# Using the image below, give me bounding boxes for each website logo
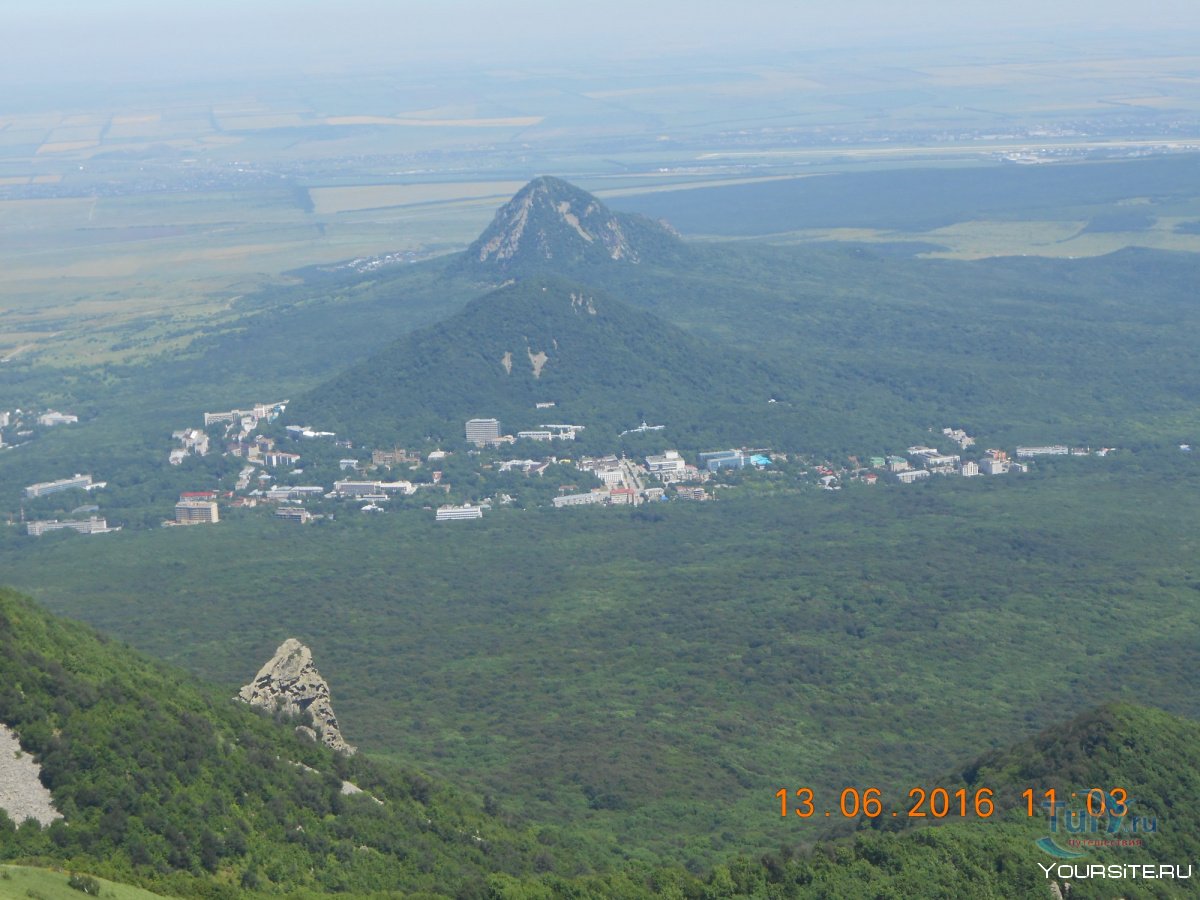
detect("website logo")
[1035,793,1156,858]
[1036,796,1156,859]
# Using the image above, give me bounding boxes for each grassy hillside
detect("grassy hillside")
[0,865,177,899]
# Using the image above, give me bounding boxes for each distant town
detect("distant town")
[6,397,1126,538]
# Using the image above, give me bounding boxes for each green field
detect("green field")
[0,865,175,899]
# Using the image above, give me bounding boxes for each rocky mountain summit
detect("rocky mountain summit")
[462,176,680,276]
[237,638,356,755]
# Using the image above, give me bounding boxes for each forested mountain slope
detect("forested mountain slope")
[0,587,567,898]
[285,276,785,448]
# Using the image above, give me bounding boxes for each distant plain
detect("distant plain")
[4,43,1200,364]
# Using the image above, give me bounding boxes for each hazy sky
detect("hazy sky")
[5,0,1200,85]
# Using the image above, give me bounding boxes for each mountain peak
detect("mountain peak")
[463,176,679,275]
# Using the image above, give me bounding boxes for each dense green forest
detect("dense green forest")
[3,588,1199,898]
[4,453,1197,867]
[284,276,785,449]
[285,239,1200,456]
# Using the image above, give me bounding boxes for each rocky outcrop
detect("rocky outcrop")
[0,723,62,826]
[461,176,680,276]
[237,639,356,755]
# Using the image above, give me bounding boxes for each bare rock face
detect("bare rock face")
[237,638,356,755]
[462,176,680,276]
[0,722,62,826]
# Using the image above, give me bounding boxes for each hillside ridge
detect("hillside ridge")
[284,275,784,447]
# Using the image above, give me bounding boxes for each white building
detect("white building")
[378,481,416,495]
[264,451,301,467]
[171,428,209,461]
[540,424,584,439]
[264,486,324,501]
[465,418,501,445]
[1016,446,1068,457]
[921,453,960,468]
[174,501,219,525]
[204,401,286,427]
[943,428,975,449]
[27,517,114,536]
[275,507,314,523]
[553,491,607,508]
[24,474,94,498]
[333,480,383,497]
[436,504,484,521]
[645,450,688,482]
[594,467,625,487]
[38,411,78,426]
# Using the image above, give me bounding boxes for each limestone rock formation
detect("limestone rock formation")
[237,638,356,755]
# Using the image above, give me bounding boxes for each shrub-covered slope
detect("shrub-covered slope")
[0,587,565,898]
